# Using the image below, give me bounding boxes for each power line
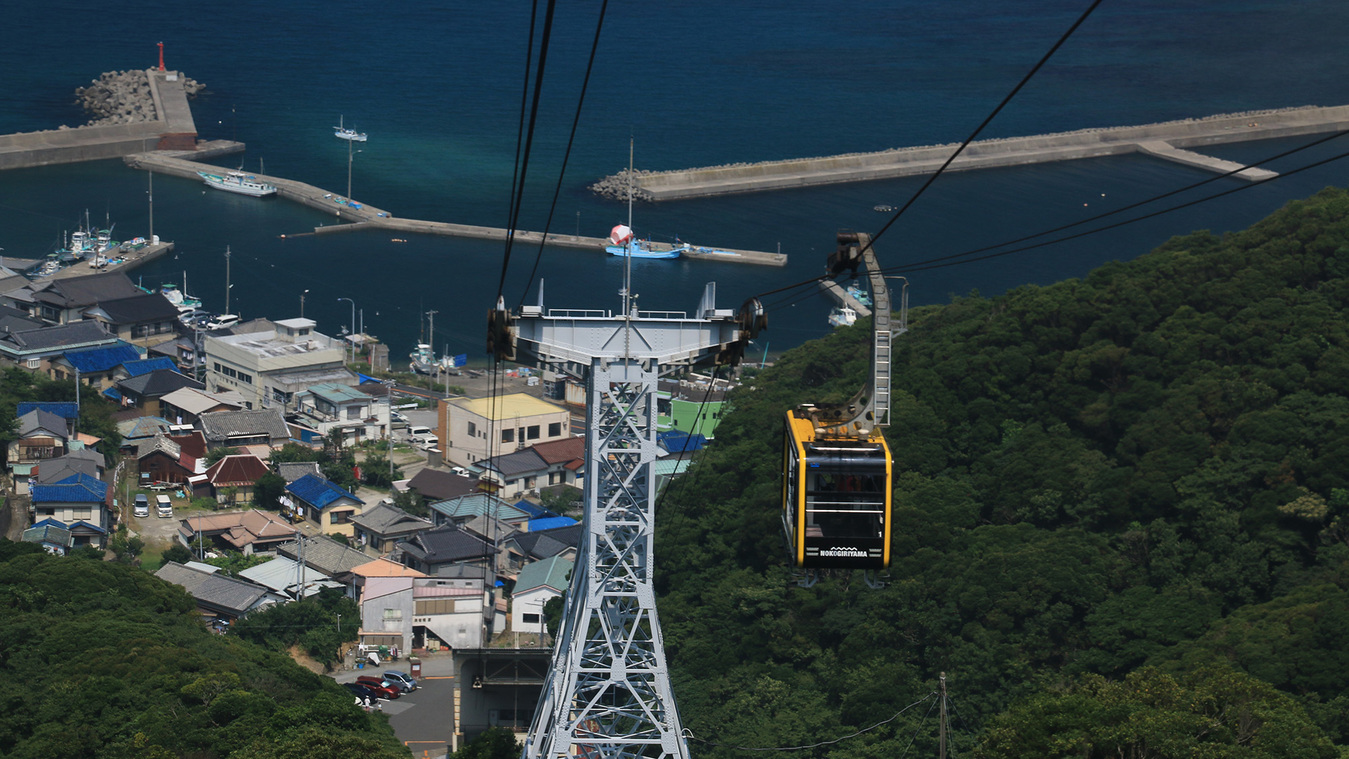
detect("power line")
[888,144,1349,276]
[683,690,936,752]
[863,0,1105,257]
[890,127,1349,273]
[515,0,612,309]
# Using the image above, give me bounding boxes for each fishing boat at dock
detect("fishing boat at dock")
[410,343,440,375]
[604,139,686,260]
[605,226,687,260]
[198,170,278,197]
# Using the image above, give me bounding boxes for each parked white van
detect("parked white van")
[156,495,174,518]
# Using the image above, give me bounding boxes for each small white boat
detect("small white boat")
[198,170,277,197]
[845,282,872,308]
[334,116,367,142]
[410,343,438,374]
[828,306,858,328]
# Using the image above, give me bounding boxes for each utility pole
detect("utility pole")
[224,246,232,315]
[939,672,948,759]
[503,281,743,759]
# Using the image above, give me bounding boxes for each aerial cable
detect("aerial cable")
[683,690,936,752]
[894,694,944,759]
[887,126,1349,272]
[746,126,1349,325]
[886,144,1349,276]
[735,0,1105,307]
[515,0,613,309]
[862,0,1105,258]
[496,0,560,300]
[498,0,540,300]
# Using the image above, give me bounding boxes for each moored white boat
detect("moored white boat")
[828,306,858,328]
[334,115,367,142]
[198,170,278,197]
[410,343,438,374]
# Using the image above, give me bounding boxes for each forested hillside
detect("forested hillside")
[0,541,408,758]
[657,187,1349,757]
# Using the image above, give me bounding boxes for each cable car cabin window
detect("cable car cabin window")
[805,469,885,539]
[783,411,893,570]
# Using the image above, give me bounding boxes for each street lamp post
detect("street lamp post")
[347,143,362,200]
[338,297,355,363]
[300,289,309,318]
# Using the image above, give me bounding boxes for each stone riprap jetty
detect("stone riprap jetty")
[75,69,204,126]
[0,69,219,170]
[123,151,787,267]
[593,105,1349,201]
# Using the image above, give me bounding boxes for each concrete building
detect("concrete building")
[437,393,570,467]
[203,318,353,411]
[294,381,389,446]
[510,555,572,636]
[358,572,490,653]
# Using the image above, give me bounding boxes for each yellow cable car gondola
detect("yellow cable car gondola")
[780,232,907,583]
[783,411,892,569]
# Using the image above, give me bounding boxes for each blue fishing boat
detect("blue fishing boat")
[604,139,685,260]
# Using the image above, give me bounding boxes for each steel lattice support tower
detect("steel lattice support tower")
[506,283,741,759]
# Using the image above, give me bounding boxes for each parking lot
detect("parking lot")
[333,656,458,756]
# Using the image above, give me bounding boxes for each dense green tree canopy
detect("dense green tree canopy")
[654,187,1349,756]
[0,543,404,758]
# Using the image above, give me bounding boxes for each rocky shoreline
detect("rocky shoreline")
[73,70,204,127]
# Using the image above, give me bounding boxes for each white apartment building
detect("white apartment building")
[203,318,354,411]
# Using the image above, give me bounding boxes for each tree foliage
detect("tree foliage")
[0,543,403,757]
[230,587,359,668]
[653,187,1349,756]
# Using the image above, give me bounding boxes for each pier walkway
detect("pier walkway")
[817,280,871,318]
[621,105,1349,200]
[124,151,787,267]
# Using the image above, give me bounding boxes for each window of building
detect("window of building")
[72,507,93,520]
[331,510,352,524]
[527,425,540,440]
[502,428,514,443]
[548,422,561,437]
[468,421,477,437]
[523,613,541,624]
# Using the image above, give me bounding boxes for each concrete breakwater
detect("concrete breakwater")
[594,105,1349,201]
[75,69,204,127]
[124,151,787,267]
[0,69,202,171]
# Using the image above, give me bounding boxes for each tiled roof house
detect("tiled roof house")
[284,473,363,537]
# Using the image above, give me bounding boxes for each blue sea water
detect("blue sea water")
[1,1,1348,363]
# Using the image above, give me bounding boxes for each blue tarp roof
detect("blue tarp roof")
[30,473,108,504]
[286,473,359,509]
[64,344,142,373]
[658,430,707,453]
[513,500,556,520]
[121,357,178,377]
[528,516,577,532]
[16,402,79,420]
[102,387,122,401]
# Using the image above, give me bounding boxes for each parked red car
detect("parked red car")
[355,676,401,699]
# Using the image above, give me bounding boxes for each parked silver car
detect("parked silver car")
[383,670,416,692]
